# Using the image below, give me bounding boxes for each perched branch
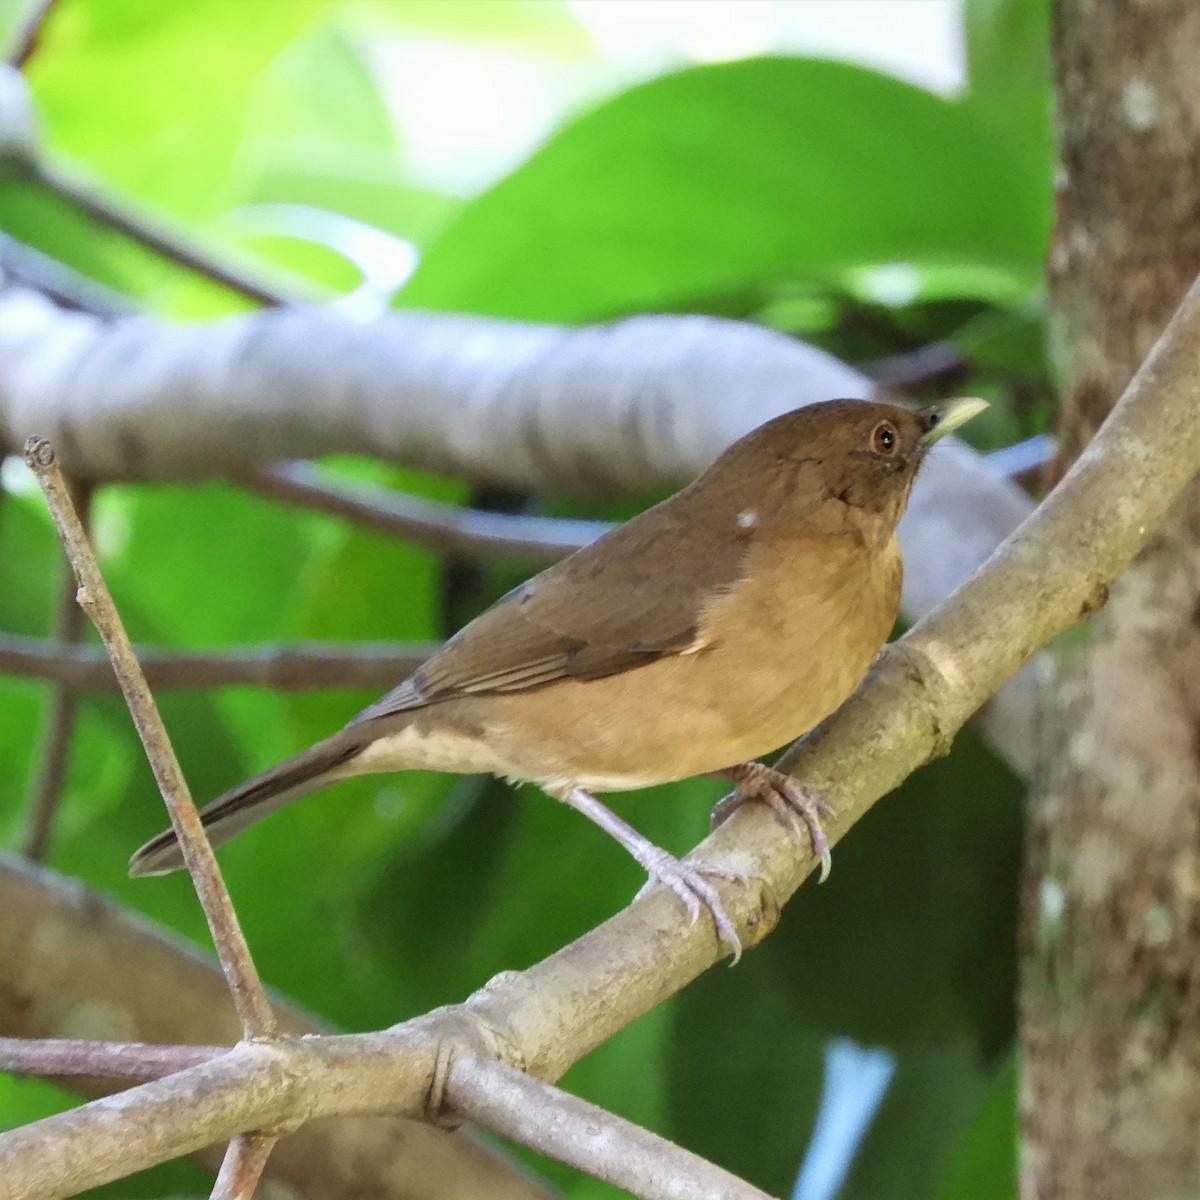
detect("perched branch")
[4,265,1199,1200]
[445,1055,775,1200]
[0,631,437,691]
[25,438,274,1040]
[20,482,91,860]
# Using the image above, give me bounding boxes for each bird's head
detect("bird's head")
[702,396,987,535]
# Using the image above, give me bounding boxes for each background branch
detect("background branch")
[0,632,437,691]
[20,482,91,860]
[32,159,309,310]
[249,460,609,566]
[0,1037,221,1080]
[4,0,58,69]
[0,281,1038,769]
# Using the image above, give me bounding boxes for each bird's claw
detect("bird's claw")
[633,849,747,964]
[710,765,835,882]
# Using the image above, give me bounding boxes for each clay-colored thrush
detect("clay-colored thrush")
[131,397,985,953]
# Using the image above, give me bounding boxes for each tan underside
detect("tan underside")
[352,529,902,793]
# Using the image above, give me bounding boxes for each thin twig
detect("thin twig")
[5,0,59,68]
[867,341,966,390]
[0,232,135,317]
[0,1036,222,1080]
[248,461,609,565]
[33,159,305,309]
[20,482,92,860]
[211,1133,277,1200]
[250,443,1036,571]
[23,437,276,1039]
[0,631,437,691]
[445,1056,776,1200]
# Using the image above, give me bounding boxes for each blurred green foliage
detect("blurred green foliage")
[0,0,1051,1196]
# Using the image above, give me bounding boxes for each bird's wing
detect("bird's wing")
[347,492,751,724]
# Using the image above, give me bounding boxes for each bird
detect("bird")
[130,395,985,957]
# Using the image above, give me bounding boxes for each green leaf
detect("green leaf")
[401,56,1049,322]
[28,0,324,220]
[934,1056,1018,1200]
[229,23,461,255]
[352,0,591,54]
[963,0,1053,188]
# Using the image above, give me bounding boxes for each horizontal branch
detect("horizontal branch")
[0,1036,221,1080]
[248,460,609,566]
[0,632,436,691]
[0,287,873,492]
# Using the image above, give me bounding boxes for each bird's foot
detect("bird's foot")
[632,850,748,963]
[550,785,746,961]
[709,763,835,882]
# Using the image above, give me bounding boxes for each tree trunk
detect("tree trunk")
[1021,2,1200,1197]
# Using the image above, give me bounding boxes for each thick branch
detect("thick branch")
[0,288,869,491]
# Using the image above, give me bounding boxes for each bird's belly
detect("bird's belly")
[477,563,896,791]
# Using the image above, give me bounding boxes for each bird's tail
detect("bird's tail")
[128,730,365,877]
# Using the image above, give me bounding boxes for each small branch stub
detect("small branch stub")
[24,433,54,471]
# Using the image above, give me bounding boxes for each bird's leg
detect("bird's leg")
[707,763,835,882]
[549,785,746,961]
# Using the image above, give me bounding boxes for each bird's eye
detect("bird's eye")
[871,421,898,456]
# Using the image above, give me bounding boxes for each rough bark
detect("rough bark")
[1021,3,1200,1196]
